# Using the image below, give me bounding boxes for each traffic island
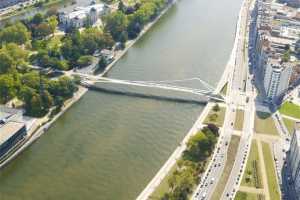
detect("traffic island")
[204,104,226,127]
[261,141,280,200]
[234,109,245,131]
[234,191,265,200]
[220,83,228,96]
[241,139,262,188]
[254,112,278,136]
[210,135,241,200]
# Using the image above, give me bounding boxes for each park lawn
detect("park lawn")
[234,191,264,200]
[254,112,278,136]
[204,106,226,127]
[282,117,297,134]
[211,135,241,200]
[262,142,280,200]
[234,109,244,131]
[241,140,262,188]
[279,102,300,119]
[149,164,178,199]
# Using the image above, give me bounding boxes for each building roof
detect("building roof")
[0,121,25,146]
[66,3,105,20]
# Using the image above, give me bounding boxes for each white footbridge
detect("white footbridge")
[74,73,225,102]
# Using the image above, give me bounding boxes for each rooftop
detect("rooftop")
[0,121,25,146]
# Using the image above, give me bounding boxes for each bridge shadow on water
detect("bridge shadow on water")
[87,85,208,105]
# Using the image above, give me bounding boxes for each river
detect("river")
[0,0,242,199]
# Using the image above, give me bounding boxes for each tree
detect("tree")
[31,13,44,25]
[282,50,291,62]
[21,71,41,90]
[127,18,142,39]
[118,1,126,12]
[212,103,220,112]
[81,28,100,54]
[47,16,58,34]
[1,43,29,65]
[186,131,210,160]
[33,22,53,38]
[61,36,81,64]
[77,55,93,68]
[206,123,219,136]
[104,11,128,42]
[0,74,17,103]
[0,52,14,74]
[98,57,107,69]
[0,22,31,45]
[19,85,53,117]
[48,76,77,99]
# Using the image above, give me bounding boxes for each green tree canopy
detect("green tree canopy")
[0,52,14,74]
[0,22,31,45]
[104,11,128,42]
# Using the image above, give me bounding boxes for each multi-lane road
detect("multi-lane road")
[192,0,257,199]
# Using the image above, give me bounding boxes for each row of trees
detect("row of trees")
[105,0,167,42]
[161,124,219,200]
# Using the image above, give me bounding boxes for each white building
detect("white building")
[59,3,109,29]
[288,122,300,199]
[263,58,292,102]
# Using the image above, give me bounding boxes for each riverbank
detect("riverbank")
[136,0,246,197]
[0,0,176,169]
[100,0,177,76]
[0,86,87,169]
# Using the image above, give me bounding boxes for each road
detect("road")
[192,0,257,199]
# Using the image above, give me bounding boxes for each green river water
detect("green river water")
[0,0,242,199]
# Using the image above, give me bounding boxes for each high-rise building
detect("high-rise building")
[263,58,292,102]
[288,122,300,198]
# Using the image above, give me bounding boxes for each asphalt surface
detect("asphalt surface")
[192,0,257,199]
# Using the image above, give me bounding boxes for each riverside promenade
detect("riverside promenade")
[136,0,246,198]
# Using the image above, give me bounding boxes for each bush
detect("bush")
[77,55,94,68]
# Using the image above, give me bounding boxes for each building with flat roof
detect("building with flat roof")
[252,0,300,104]
[0,107,27,159]
[263,58,292,102]
[58,3,109,29]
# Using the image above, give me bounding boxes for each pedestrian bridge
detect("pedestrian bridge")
[75,73,225,102]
